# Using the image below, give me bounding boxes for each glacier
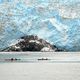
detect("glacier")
[0,0,80,51]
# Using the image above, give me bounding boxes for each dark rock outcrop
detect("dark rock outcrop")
[2,35,64,52]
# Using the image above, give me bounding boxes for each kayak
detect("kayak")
[38,58,50,60]
[5,58,21,61]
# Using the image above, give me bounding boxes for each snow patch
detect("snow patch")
[41,47,54,52]
[29,40,40,44]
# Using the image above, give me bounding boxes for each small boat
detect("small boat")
[5,58,21,61]
[38,58,50,60]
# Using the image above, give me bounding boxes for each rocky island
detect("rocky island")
[2,35,64,52]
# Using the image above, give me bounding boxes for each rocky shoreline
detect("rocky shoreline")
[2,35,65,52]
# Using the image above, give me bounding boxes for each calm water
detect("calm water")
[0,63,80,80]
[0,52,80,80]
[0,52,80,63]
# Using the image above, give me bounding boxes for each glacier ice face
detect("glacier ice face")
[0,0,80,51]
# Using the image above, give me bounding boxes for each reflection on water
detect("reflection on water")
[0,52,80,63]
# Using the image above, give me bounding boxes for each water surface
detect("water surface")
[0,52,80,63]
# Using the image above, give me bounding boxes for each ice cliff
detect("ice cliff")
[0,0,80,51]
